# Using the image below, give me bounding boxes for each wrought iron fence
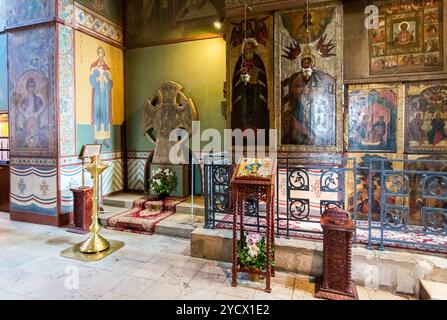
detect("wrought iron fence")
[203,153,447,253]
[363,158,447,253]
[203,153,358,241]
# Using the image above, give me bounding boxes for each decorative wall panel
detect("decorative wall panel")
[58,24,76,156]
[74,4,123,45]
[10,166,57,215]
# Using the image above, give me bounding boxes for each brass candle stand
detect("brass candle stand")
[61,155,124,262]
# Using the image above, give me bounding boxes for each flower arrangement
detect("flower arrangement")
[237,233,274,278]
[149,168,177,200]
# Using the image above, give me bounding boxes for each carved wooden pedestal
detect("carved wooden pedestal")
[315,207,358,300]
[231,176,275,293]
[67,187,93,235]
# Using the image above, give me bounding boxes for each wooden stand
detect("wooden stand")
[67,187,93,235]
[231,174,275,293]
[315,207,358,300]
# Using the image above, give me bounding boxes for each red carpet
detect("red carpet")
[106,197,186,235]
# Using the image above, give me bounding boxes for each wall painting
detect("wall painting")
[125,0,225,47]
[76,0,123,25]
[8,26,56,157]
[75,31,124,152]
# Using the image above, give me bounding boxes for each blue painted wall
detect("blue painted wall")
[6,0,54,27]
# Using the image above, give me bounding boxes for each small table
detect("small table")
[230,174,275,293]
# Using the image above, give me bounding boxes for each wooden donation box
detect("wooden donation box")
[231,158,275,293]
[68,186,93,234]
[315,206,358,300]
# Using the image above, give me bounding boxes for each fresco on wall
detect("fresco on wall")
[347,84,399,152]
[0,34,7,112]
[9,26,56,157]
[369,0,443,75]
[76,0,123,25]
[75,31,124,152]
[276,2,342,152]
[6,0,54,26]
[228,15,272,145]
[126,0,225,46]
[405,81,447,154]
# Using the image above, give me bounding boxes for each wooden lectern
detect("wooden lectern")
[67,186,93,234]
[231,158,276,293]
[315,206,358,300]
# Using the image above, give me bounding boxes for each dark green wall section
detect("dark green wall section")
[76,124,123,154]
[126,37,227,151]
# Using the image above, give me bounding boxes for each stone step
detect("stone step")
[419,280,447,300]
[155,213,205,239]
[175,200,205,216]
[102,192,144,208]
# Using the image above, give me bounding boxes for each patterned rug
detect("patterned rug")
[106,197,186,235]
[215,213,447,254]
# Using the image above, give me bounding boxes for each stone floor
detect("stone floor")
[0,213,415,300]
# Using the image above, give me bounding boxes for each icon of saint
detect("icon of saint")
[393,22,414,45]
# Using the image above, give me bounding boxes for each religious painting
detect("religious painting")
[125,0,225,47]
[275,2,343,153]
[6,0,54,27]
[369,0,443,75]
[8,26,56,157]
[75,31,124,152]
[405,81,447,153]
[76,0,123,25]
[228,15,273,146]
[346,84,399,153]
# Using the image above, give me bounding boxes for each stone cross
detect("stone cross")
[141,81,198,164]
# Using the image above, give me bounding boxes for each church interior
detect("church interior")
[0,0,446,301]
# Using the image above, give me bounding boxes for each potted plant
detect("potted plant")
[149,168,178,200]
[237,233,274,282]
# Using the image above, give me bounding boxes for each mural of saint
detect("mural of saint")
[231,38,269,135]
[16,78,49,148]
[393,22,415,45]
[89,46,113,147]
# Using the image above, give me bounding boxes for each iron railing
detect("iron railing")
[203,153,447,254]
